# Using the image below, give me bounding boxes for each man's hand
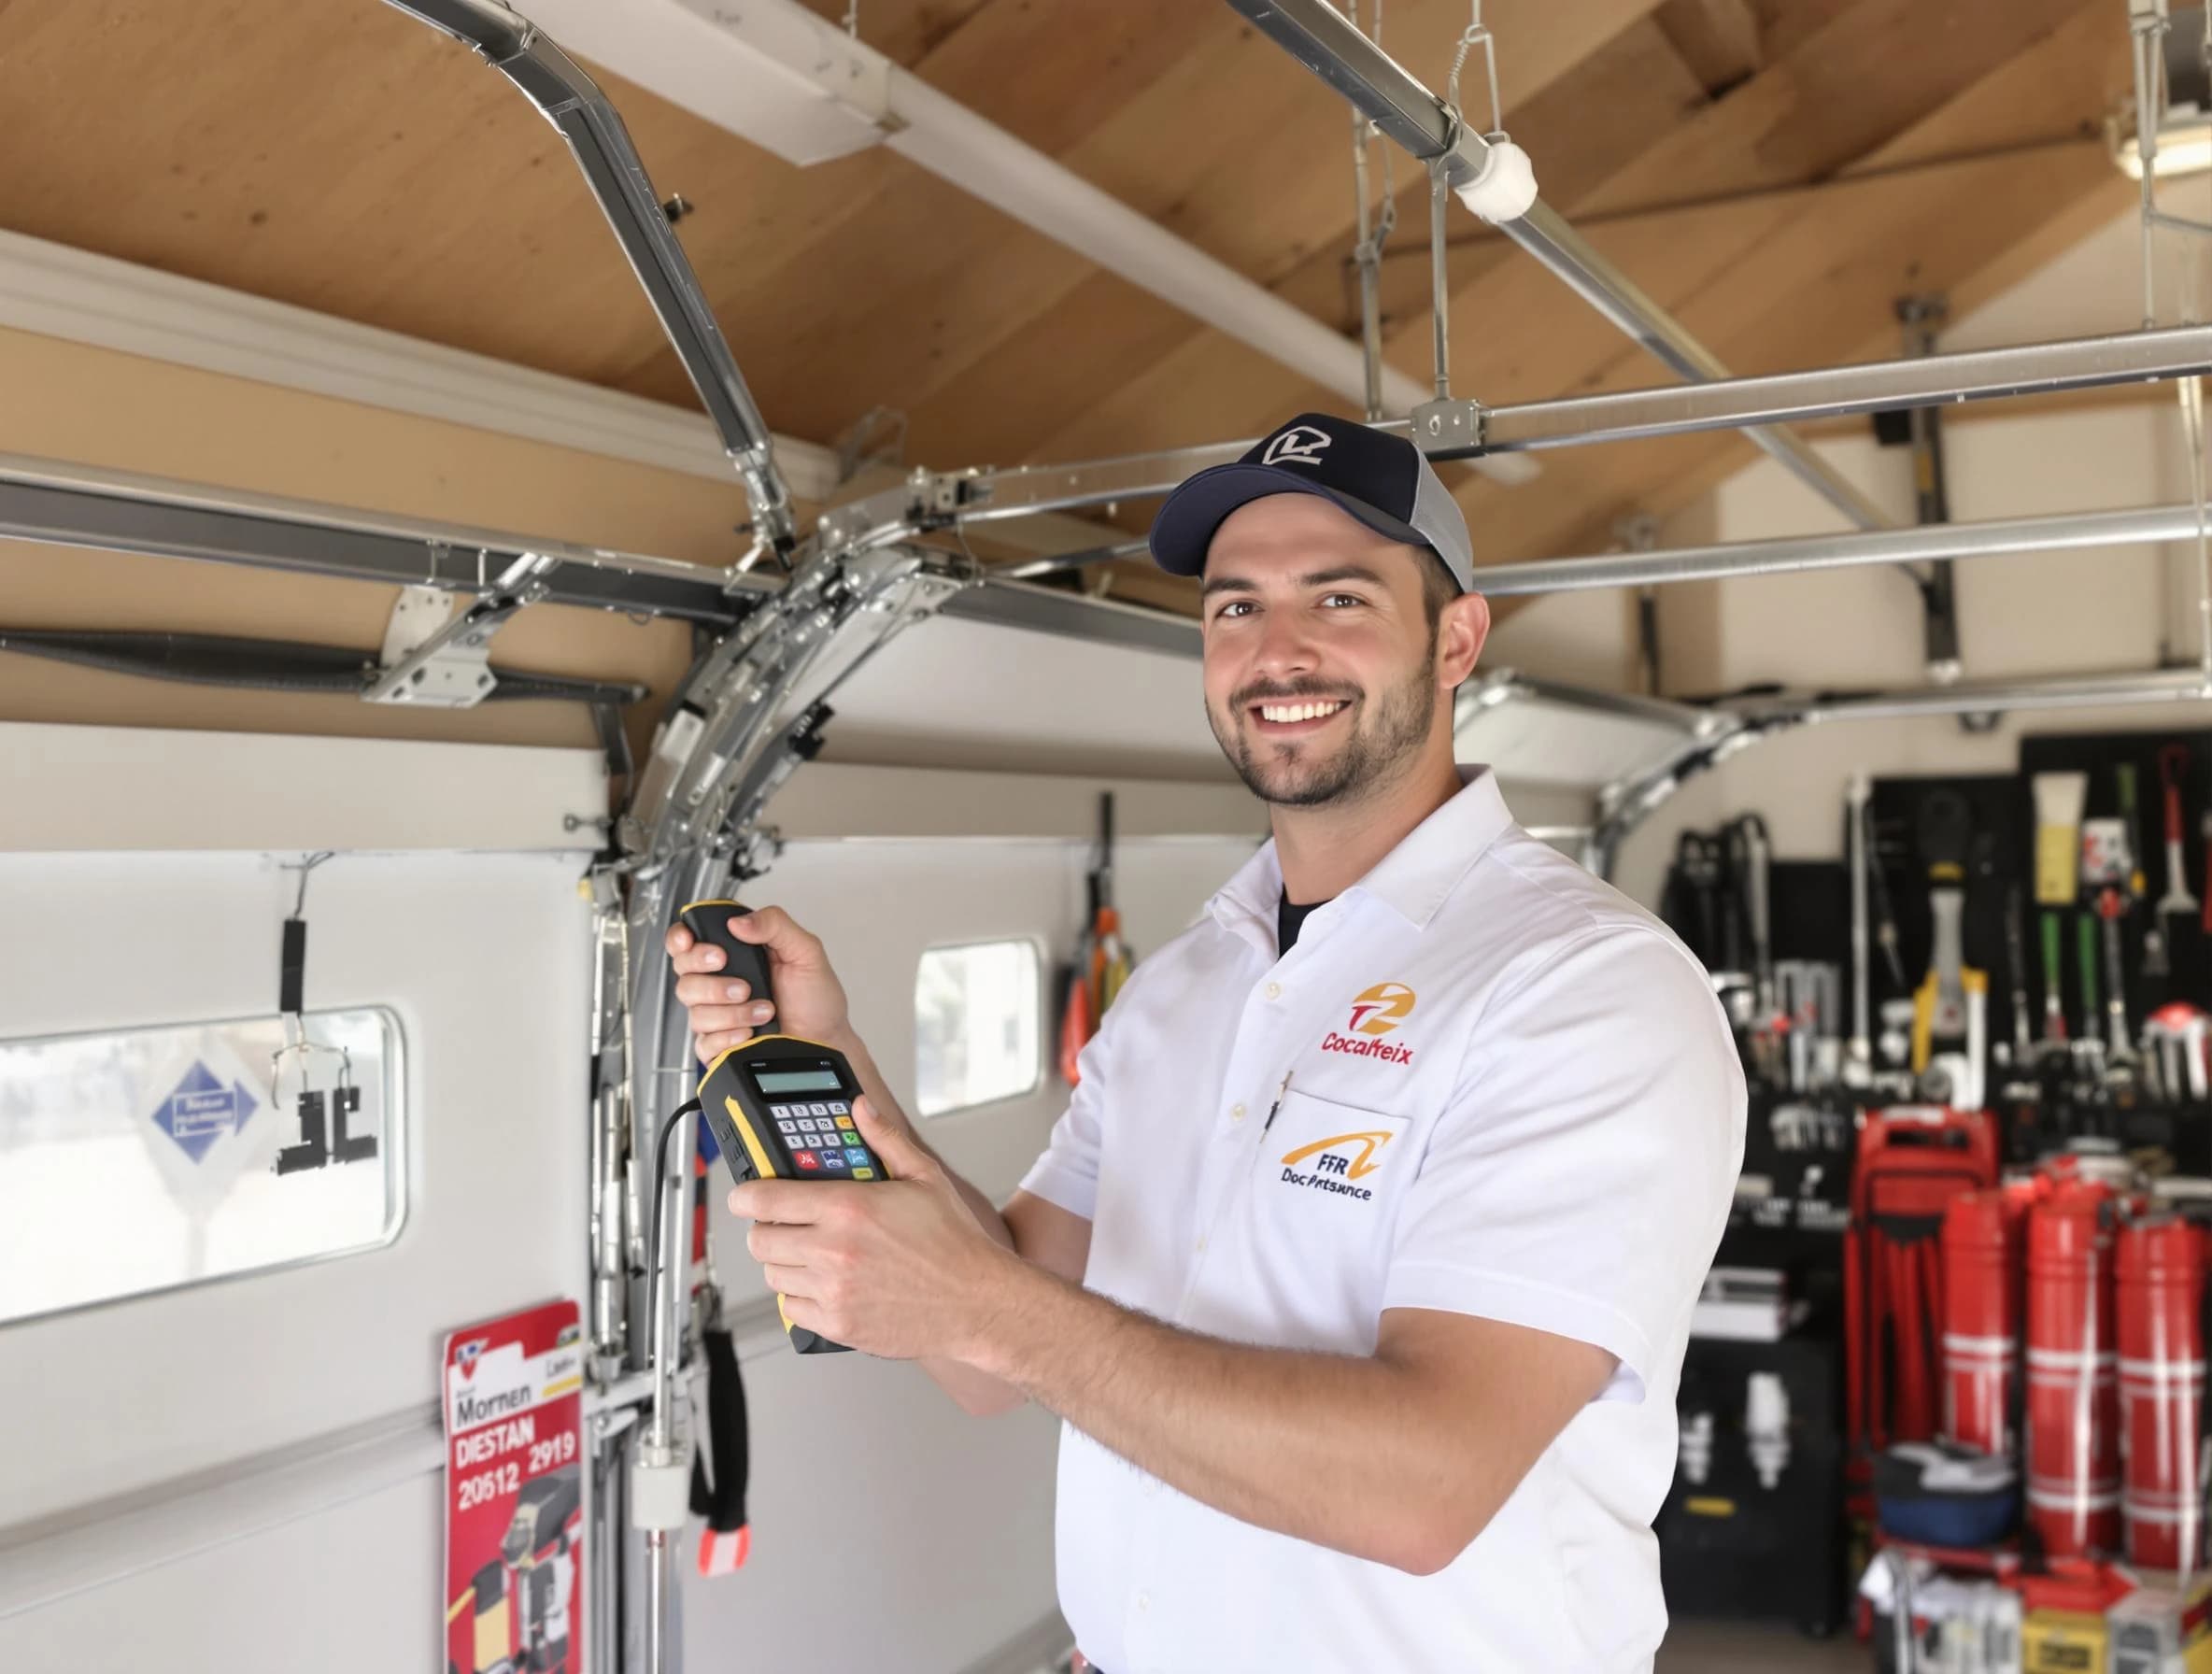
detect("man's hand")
[729,1096,1018,1361]
[667,904,854,1064]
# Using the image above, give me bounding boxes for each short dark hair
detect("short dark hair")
[1417,548,1459,645]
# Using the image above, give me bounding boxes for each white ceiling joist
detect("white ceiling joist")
[0,228,844,501]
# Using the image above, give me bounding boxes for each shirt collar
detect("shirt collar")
[1207,765,1516,943]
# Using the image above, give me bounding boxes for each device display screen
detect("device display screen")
[752,1067,847,1095]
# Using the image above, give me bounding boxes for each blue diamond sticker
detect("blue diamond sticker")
[152,1060,258,1164]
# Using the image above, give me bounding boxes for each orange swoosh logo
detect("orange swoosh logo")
[1281,1129,1397,1181]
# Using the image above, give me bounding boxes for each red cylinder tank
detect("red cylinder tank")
[2026,1179,2120,1558]
[1943,1188,2021,1455]
[2118,1215,2206,1570]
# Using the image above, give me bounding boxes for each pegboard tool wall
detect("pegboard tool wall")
[1866,727,2212,1062]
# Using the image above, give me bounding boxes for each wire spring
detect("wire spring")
[1445,2,1505,142]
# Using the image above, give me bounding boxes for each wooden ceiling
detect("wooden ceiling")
[0,0,2144,618]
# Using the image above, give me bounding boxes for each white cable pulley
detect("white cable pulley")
[1441,3,1538,223]
[1455,139,1538,224]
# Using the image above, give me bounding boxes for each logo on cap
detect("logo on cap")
[1259,424,1333,468]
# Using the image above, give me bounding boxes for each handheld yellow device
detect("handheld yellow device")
[680,900,883,1355]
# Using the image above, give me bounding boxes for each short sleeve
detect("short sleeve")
[1382,926,1746,1402]
[1016,1019,1112,1221]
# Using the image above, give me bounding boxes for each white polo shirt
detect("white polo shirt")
[1018,766,1745,1674]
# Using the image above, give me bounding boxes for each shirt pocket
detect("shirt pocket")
[1237,1087,1412,1344]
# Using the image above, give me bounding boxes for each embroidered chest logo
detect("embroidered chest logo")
[1280,1130,1396,1201]
[1323,982,1416,1065]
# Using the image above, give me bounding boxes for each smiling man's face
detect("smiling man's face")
[1198,492,1472,811]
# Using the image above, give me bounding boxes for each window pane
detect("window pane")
[0,1008,406,1324]
[914,942,1041,1118]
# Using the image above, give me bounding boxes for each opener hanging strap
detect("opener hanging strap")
[279,917,307,1017]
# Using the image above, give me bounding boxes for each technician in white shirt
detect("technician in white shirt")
[669,412,1747,1672]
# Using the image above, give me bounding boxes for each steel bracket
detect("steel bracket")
[364,551,557,707]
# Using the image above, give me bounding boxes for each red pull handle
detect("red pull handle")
[2162,745,2191,843]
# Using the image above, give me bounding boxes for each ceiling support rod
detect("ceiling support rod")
[1462,503,2212,597]
[379,0,798,557]
[1222,0,1891,531]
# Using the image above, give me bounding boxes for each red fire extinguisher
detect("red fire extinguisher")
[2025,1177,2121,1559]
[2118,1214,2207,1570]
[1942,1186,2030,1455]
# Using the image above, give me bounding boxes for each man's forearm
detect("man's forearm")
[966,1258,1447,1568]
[829,1029,1026,1412]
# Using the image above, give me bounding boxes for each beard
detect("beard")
[1208,648,1439,810]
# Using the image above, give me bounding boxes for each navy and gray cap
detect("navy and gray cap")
[1147,412,1475,593]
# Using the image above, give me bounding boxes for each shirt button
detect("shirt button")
[1265,981,1283,1000]
[1230,1102,1247,1122]
[1136,1592,1152,1613]
[1194,1236,1207,1254]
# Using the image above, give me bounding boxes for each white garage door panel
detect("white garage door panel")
[685,1343,1062,1673]
[0,1473,442,1674]
[0,849,592,1527]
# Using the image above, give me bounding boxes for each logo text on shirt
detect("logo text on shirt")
[1324,981,1416,1064]
[1279,1130,1396,1201]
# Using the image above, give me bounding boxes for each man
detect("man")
[667,413,1746,1671]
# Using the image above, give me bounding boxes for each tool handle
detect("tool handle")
[678,900,775,1012]
[2077,913,2100,1023]
[2164,745,2191,843]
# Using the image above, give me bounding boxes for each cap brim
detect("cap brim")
[1147,463,1430,576]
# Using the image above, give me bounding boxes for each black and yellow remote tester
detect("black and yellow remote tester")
[680,900,884,1355]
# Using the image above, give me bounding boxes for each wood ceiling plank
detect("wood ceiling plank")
[790,0,996,69]
[886,4,1688,472]
[1844,1,2128,172]
[1578,0,2093,217]
[1654,0,1764,97]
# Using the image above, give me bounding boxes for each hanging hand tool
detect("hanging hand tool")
[1848,777,1874,1078]
[2083,817,2137,1069]
[2077,912,2105,1076]
[2203,809,2212,937]
[1910,792,1978,1078]
[2035,773,2090,907]
[2122,761,2170,978]
[2004,885,2035,1061]
[2039,911,2069,1050]
[1089,792,1131,1015]
[1057,792,1133,1085]
[2159,745,2200,935]
[1724,815,1774,1023]
[1866,808,1909,993]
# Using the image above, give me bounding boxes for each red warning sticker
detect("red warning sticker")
[443,1299,586,1674]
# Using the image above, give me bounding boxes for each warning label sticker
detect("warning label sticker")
[443,1299,586,1674]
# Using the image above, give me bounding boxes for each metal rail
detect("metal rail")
[1467,503,2212,596]
[1736,667,2212,727]
[1472,325,2212,455]
[1223,0,1892,532]
[380,0,797,555]
[911,326,2212,531]
[0,451,754,623]
[0,452,1204,659]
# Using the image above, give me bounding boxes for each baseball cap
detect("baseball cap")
[1147,412,1474,592]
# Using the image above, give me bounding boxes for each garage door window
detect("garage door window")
[915,941,1042,1118]
[0,1007,405,1325]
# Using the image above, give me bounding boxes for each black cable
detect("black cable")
[0,627,645,707]
[647,1098,703,1322]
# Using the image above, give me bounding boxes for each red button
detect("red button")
[795,1153,820,1170]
